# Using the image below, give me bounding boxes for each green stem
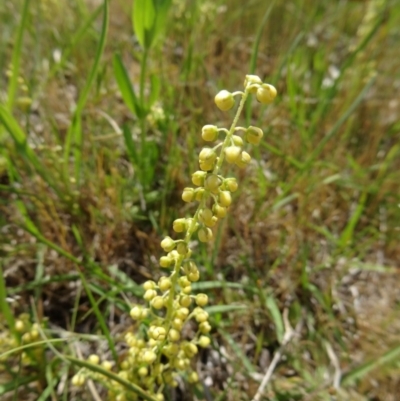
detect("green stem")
[7,0,30,111]
[213,88,250,174]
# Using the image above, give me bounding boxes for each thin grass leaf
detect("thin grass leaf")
[0,338,66,361]
[113,53,143,118]
[65,356,158,401]
[0,262,16,338]
[342,343,400,386]
[272,193,299,212]
[205,304,247,314]
[0,105,61,197]
[265,295,284,343]
[34,245,46,302]
[133,0,172,51]
[63,0,109,180]
[338,191,367,248]
[309,4,385,132]
[123,125,140,170]
[0,376,38,396]
[191,281,250,291]
[48,5,103,79]
[148,74,161,108]
[246,0,276,123]
[8,274,79,295]
[152,0,172,46]
[305,76,376,168]
[260,141,303,169]
[37,364,58,401]
[74,269,118,362]
[6,0,30,111]
[133,0,156,50]
[15,199,117,287]
[219,329,256,374]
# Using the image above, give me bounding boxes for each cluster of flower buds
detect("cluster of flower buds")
[71,75,277,400]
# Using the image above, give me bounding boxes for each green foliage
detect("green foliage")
[132,0,172,51]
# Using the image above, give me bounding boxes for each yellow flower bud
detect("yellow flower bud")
[195,187,206,201]
[163,343,179,357]
[176,307,189,319]
[101,360,113,371]
[194,308,209,323]
[204,174,220,192]
[88,354,100,365]
[198,227,213,242]
[201,125,218,141]
[172,318,184,330]
[142,350,157,364]
[245,126,263,145]
[174,358,186,369]
[182,285,192,294]
[151,326,166,341]
[215,90,235,111]
[15,320,25,332]
[199,148,217,164]
[195,293,209,307]
[199,160,214,171]
[199,321,212,334]
[188,270,200,282]
[244,74,262,92]
[168,328,181,342]
[151,296,164,310]
[178,276,191,287]
[143,289,157,301]
[224,178,238,192]
[256,83,277,104]
[143,280,156,290]
[182,187,195,202]
[192,170,207,186]
[180,295,192,307]
[173,218,186,232]
[138,367,148,377]
[199,208,213,224]
[129,306,142,320]
[213,204,227,218]
[176,242,188,256]
[188,371,199,383]
[219,191,232,207]
[198,336,211,348]
[160,255,173,268]
[161,236,175,252]
[71,374,85,387]
[232,135,244,146]
[224,146,242,163]
[235,151,251,168]
[158,276,172,291]
[205,216,218,228]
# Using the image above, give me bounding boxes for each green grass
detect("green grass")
[1,0,400,400]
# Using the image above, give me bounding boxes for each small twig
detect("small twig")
[325,341,342,389]
[251,309,301,401]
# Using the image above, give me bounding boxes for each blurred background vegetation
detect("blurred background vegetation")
[0,0,399,400]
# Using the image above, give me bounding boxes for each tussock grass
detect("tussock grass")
[1,0,399,400]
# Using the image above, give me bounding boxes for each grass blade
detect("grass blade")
[132,0,156,50]
[6,0,30,111]
[48,5,103,79]
[0,105,61,197]
[65,356,158,401]
[342,343,400,386]
[63,0,109,180]
[113,53,143,118]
